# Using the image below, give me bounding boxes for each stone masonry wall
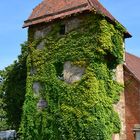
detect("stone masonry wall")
[29,14,126,140]
[114,64,126,140]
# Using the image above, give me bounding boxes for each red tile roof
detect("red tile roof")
[24,0,89,27]
[125,52,140,81]
[23,0,131,38]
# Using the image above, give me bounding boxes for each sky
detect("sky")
[0,0,140,70]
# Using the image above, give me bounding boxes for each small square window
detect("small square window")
[59,24,65,35]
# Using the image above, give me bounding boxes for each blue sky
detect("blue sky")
[0,0,140,70]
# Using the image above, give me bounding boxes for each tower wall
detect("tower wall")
[22,13,126,139]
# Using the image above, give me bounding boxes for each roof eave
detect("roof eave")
[23,1,132,38]
[124,32,132,38]
[23,3,90,28]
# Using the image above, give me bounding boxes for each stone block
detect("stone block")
[37,98,47,110]
[65,17,81,33]
[36,41,45,50]
[34,25,52,39]
[116,64,124,84]
[63,61,85,84]
[33,82,41,96]
[30,67,37,75]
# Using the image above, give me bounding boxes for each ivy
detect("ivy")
[20,14,124,140]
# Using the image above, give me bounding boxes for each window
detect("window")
[59,24,65,35]
[133,125,140,140]
[135,131,140,140]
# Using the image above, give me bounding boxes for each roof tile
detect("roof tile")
[23,0,131,38]
[125,52,140,81]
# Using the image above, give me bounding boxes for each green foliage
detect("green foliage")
[20,14,124,140]
[0,75,9,130]
[0,42,28,130]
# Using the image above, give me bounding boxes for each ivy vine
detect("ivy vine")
[20,14,124,140]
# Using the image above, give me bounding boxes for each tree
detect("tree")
[0,74,9,130]
[0,42,28,130]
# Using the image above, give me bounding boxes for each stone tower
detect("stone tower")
[21,0,131,139]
